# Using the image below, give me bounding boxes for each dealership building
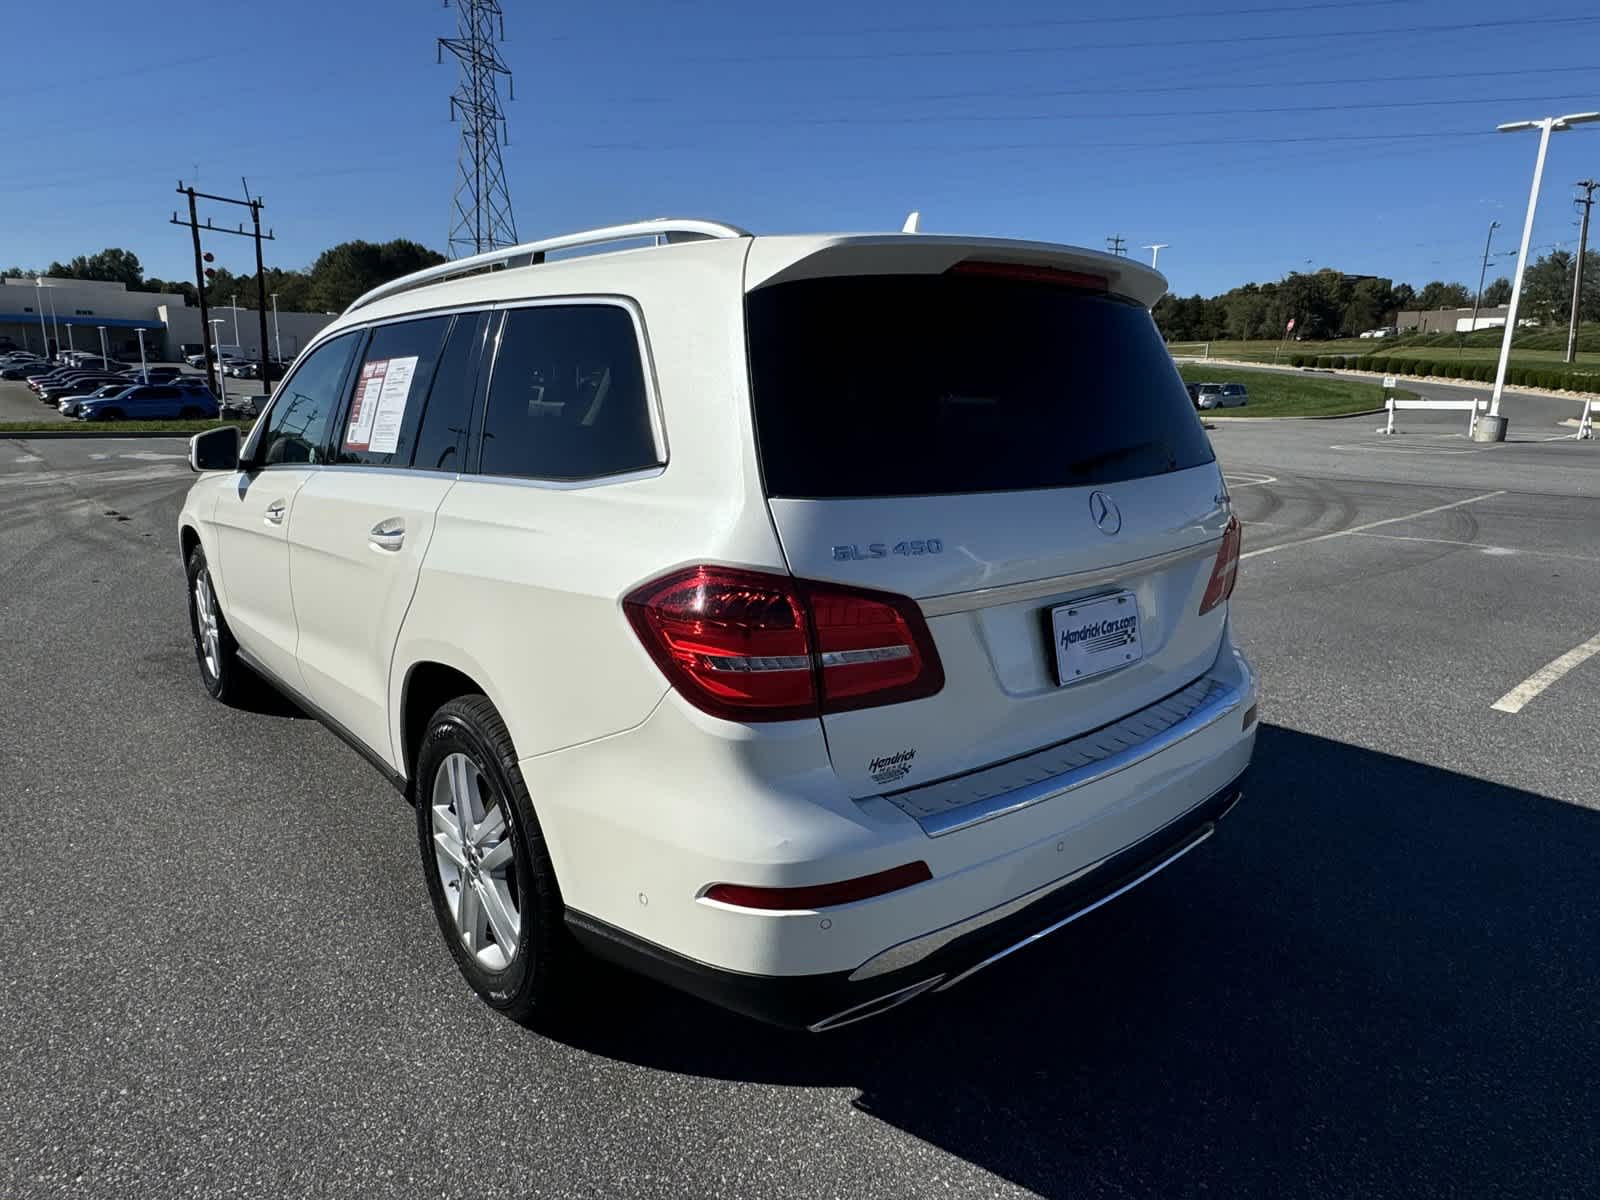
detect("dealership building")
[0,276,337,361]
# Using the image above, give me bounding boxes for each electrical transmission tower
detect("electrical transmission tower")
[438,0,518,257]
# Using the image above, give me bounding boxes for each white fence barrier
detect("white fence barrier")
[1379,395,1488,436]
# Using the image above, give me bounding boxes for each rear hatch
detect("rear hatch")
[745,247,1231,796]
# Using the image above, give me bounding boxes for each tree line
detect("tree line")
[2,239,447,315]
[1154,249,1598,342]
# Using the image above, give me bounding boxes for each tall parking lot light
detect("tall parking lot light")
[135,328,148,375]
[97,325,109,367]
[271,293,283,362]
[209,318,229,409]
[32,280,49,357]
[1488,112,1600,430]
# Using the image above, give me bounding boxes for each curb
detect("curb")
[1203,408,1388,422]
[2,429,204,440]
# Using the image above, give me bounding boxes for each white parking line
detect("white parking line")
[1491,631,1600,714]
[1239,490,1505,560]
[1352,532,1600,565]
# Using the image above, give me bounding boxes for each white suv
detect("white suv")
[179,219,1257,1031]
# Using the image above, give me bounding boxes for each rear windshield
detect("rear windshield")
[746,273,1213,498]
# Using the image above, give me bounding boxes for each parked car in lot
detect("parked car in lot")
[80,383,220,422]
[39,373,131,403]
[0,360,47,379]
[120,367,183,385]
[1194,382,1248,409]
[59,383,136,417]
[224,359,291,381]
[177,219,1256,1032]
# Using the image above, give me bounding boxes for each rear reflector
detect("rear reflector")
[625,565,943,722]
[1242,702,1258,731]
[703,861,933,911]
[949,260,1109,290]
[1199,516,1241,615]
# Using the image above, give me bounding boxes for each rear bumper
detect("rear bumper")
[566,771,1246,1030]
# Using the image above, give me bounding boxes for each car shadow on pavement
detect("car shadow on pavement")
[549,723,1600,1198]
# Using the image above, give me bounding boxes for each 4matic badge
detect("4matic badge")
[868,748,916,785]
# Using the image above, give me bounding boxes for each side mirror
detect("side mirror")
[190,424,241,473]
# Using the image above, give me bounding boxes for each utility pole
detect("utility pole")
[1567,178,1596,364]
[172,181,276,401]
[244,178,274,387]
[439,0,518,257]
[1106,235,1127,257]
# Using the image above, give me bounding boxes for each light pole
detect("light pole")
[40,281,61,353]
[97,325,109,367]
[209,318,229,409]
[135,328,149,376]
[230,293,240,347]
[270,292,283,362]
[1143,243,1169,269]
[32,279,49,358]
[1486,111,1600,435]
[1469,219,1500,336]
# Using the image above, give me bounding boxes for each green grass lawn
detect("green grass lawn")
[1171,327,1599,369]
[1180,365,1411,418]
[0,419,253,436]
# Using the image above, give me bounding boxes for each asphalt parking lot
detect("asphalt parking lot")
[4,407,1598,1198]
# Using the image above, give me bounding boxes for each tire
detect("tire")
[99,407,125,421]
[179,406,202,420]
[415,695,575,1025]
[185,543,246,703]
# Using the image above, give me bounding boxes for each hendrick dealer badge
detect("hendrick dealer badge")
[1052,591,1143,684]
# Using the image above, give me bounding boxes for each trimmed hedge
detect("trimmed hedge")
[1326,352,1598,391]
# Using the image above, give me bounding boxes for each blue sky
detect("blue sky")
[4,0,1600,299]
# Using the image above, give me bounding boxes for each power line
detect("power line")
[544,63,1600,110]
[682,14,1600,64]
[439,0,518,257]
[678,91,1600,130]
[552,0,1401,41]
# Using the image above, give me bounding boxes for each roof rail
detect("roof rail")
[344,218,751,315]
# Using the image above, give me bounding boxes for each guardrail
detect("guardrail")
[1378,395,1488,436]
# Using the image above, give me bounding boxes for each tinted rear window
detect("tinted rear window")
[746,274,1213,498]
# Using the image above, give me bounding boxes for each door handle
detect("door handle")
[369,518,406,552]
[264,500,286,526]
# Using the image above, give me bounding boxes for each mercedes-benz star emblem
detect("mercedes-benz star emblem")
[1089,491,1121,535]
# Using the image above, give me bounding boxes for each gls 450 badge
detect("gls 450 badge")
[833,539,944,561]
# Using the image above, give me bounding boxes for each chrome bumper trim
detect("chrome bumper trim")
[932,823,1216,992]
[883,673,1243,838]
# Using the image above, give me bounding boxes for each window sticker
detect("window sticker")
[345,356,419,454]
[367,356,418,455]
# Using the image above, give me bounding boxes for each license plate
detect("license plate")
[1052,591,1143,685]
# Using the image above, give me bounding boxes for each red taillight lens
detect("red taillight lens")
[803,582,944,712]
[703,861,933,911]
[1199,516,1241,615]
[624,566,944,722]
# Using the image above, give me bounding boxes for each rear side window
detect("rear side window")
[334,315,452,467]
[479,305,658,481]
[412,311,489,472]
[746,274,1214,498]
[257,332,360,466]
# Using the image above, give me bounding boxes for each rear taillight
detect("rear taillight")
[1199,516,1241,615]
[703,861,933,911]
[624,565,944,722]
